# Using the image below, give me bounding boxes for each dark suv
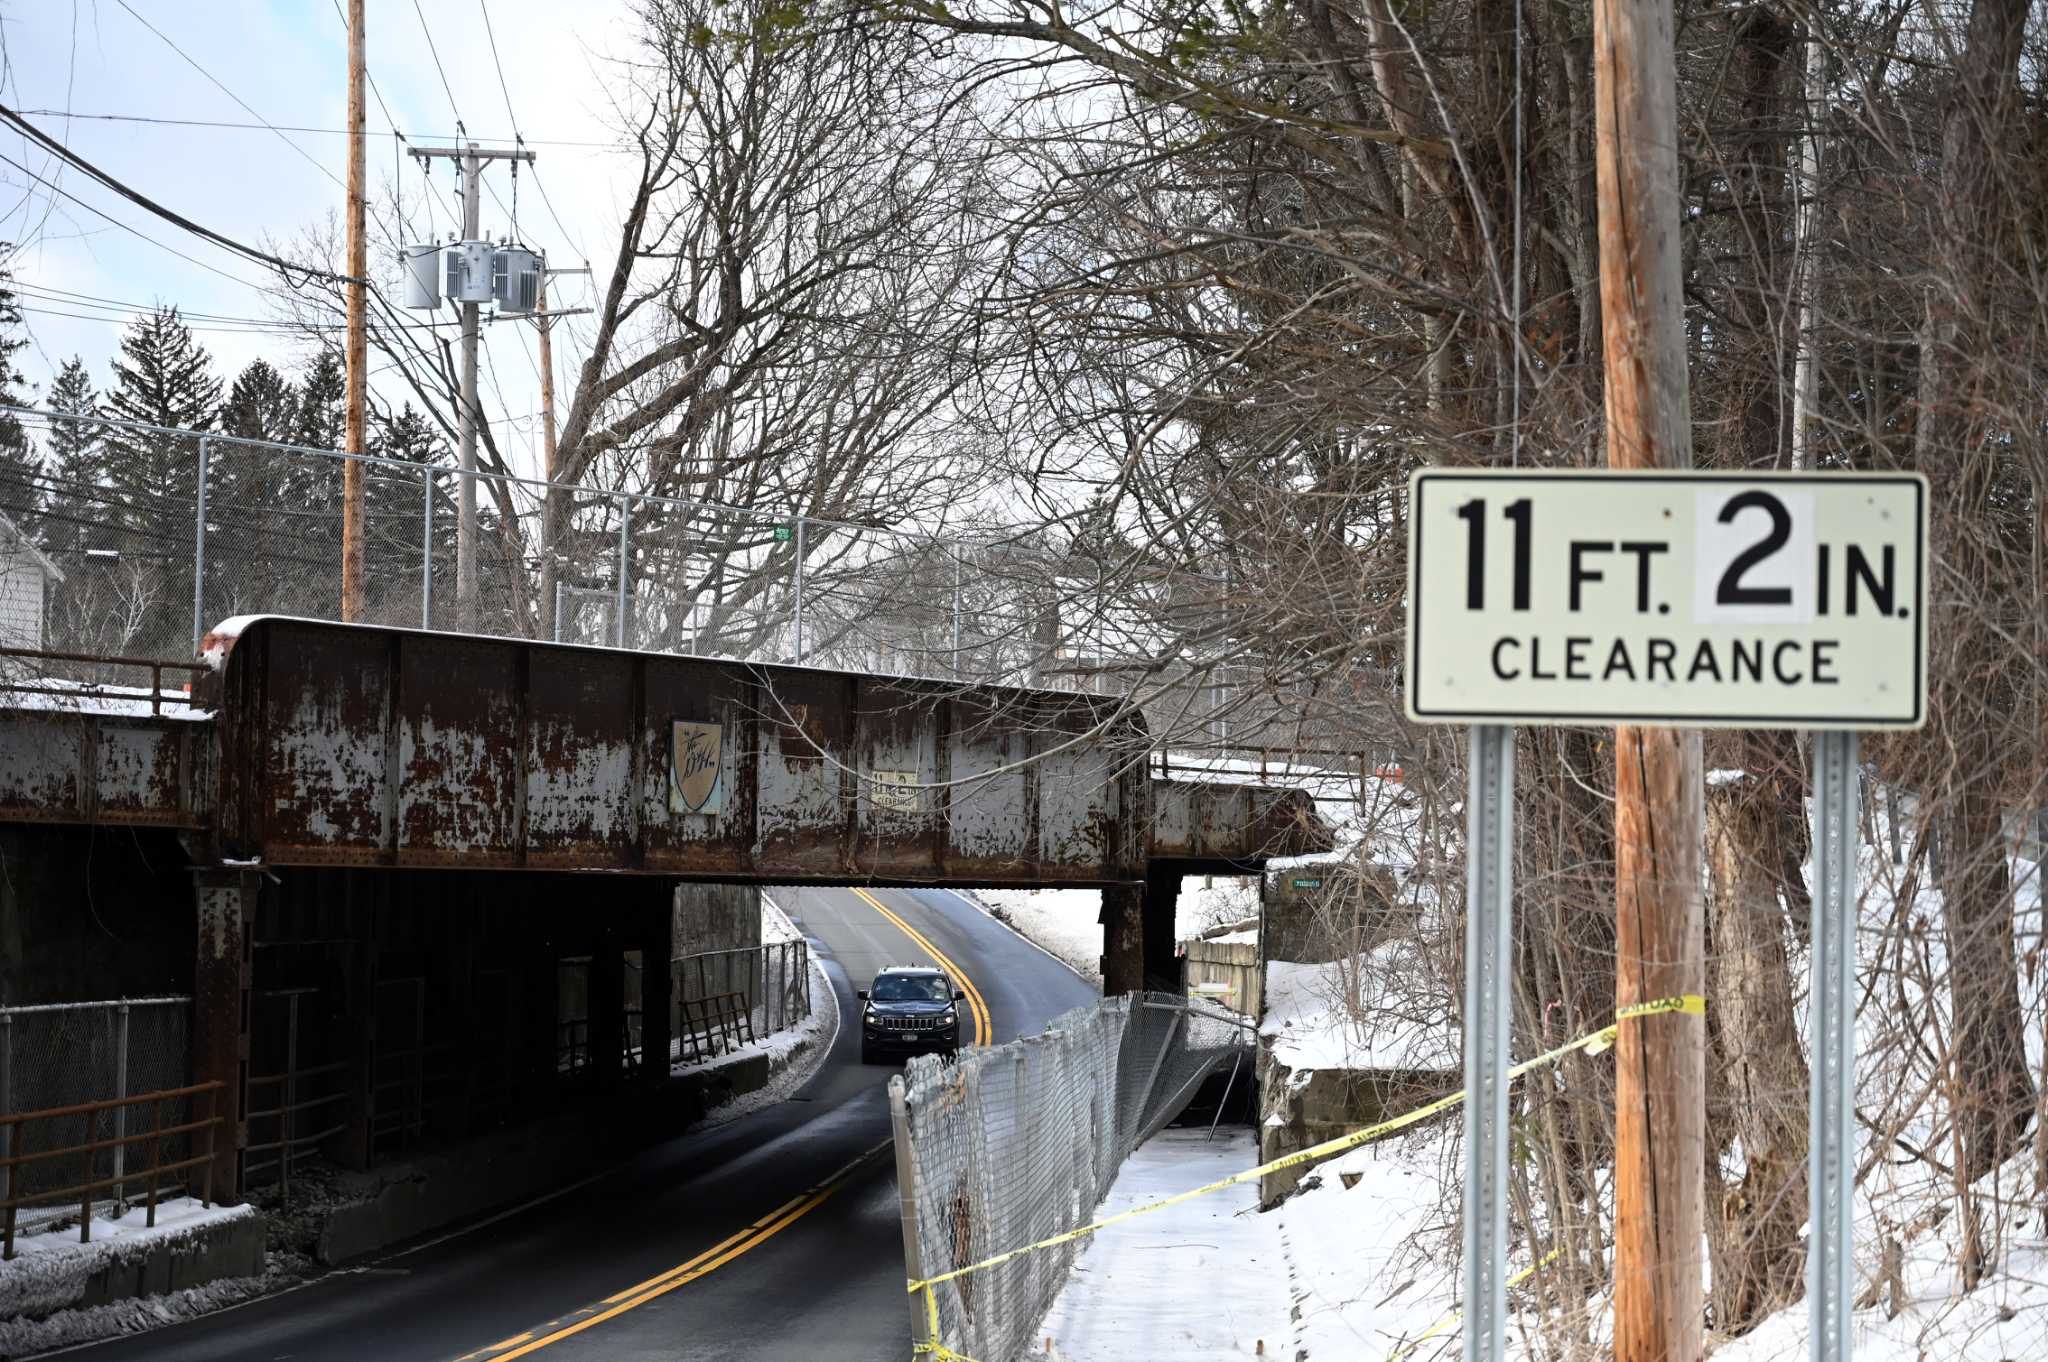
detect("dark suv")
[858,965,965,1064]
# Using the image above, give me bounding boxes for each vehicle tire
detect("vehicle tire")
[945,1045,960,1060]
[861,1042,877,1065]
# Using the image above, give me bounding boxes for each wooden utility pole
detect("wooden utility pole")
[1593,0,1706,1356]
[537,274,559,482]
[528,267,588,642]
[340,0,366,620]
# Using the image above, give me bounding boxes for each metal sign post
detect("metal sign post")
[1809,729,1858,1362]
[1462,724,1515,1362]
[1400,468,1928,1362]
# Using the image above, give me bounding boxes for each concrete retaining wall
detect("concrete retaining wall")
[0,1204,265,1322]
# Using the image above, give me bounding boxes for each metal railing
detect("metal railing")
[0,646,207,715]
[0,1080,223,1259]
[0,997,192,1227]
[671,941,810,1050]
[678,994,757,1062]
[244,987,349,1199]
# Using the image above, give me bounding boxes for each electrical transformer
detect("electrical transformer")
[445,240,496,305]
[399,242,442,309]
[493,246,543,315]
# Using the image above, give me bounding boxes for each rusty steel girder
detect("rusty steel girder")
[0,706,206,828]
[199,617,1155,884]
[1148,779,1329,869]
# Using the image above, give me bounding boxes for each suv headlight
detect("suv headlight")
[940,1007,957,1023]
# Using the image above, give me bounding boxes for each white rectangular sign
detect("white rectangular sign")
[1404,469,1928,728]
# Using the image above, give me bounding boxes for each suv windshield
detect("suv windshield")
[872,974,950,1002]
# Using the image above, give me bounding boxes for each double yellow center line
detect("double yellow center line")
[849,886,993,1047]
[469,1140,891,1361]
[460,888,989,1360]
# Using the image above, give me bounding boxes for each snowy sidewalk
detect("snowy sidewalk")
[1035,1129,1289,1361]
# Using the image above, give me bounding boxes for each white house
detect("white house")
[0,510,62,653]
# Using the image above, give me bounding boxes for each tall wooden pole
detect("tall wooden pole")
[341,0,367,620]
[1593,0,1706,1356]
[537,274,559,482]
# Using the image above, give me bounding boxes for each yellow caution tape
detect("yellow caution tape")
[905,994,1705,1362]
[906,993,1704,1296]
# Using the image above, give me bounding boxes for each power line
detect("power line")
[478,2,522,141]
[111,0,344,193]
[411,0,466,132]
[0,145,282,294]
[0,104,363,288]
[8,110,615,149]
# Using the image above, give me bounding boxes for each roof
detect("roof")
[0,510,63,583]
[877,965,945,976]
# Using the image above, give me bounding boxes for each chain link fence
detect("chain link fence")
[0,998,192,1225]
[3,406,1391,759]
[889,992,1253,1362]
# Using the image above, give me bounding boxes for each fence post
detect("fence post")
[191,436,211,653]
[112,1002,129,1208]
[793,517,806,662]
[616,494,633,648]
[421,465,434,629]
[888,1075,935,1355]
[144,1096,164,1228]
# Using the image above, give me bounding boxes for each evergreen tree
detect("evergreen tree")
[99,307,219,625]
[366,402,452,619]
[291,350,345,451]
[100,307,220,526]
[219,359,297,445]
[42,357,102,553]
[213,359,301,614]
[287,349,345,525]
[0,251,36,527]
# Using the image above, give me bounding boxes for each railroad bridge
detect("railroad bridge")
[0,617,1326,1195]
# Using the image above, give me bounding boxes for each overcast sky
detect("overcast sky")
[1,0,642,480]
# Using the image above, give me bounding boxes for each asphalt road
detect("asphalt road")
[60,886,1097,1362]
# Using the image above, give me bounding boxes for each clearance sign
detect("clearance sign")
[1404,469,1929,729]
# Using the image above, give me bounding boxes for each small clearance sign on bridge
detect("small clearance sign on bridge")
[1404,469,1929,728]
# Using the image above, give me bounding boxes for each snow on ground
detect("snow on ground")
[1262,947,1458,1073]
[1036,1129,1290,1362]
[673,941,840,1130]
[761,891,805,945]
[0,1198,256,1321]
[0,1267,275,1358]
[977,878,1262,986]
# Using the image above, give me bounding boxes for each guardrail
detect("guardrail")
[0,647,208,716]
[0,1080,224,1259]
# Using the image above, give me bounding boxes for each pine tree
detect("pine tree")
[98,307,219,633]
[219,359,297,445]
[0,251,37,528]
[213,359,301,614]
[287,349,345,526]
[100,307,220,528]
[366,402,451,620]
[42,358,102,553]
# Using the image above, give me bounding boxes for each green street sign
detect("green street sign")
[774,525,793,542]
[1290,877,1322,890]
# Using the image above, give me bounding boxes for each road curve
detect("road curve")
[55,887,1096,1362]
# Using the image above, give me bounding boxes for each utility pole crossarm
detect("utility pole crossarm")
[411,144,538,165]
